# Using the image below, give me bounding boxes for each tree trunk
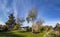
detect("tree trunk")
[32,21,35,32]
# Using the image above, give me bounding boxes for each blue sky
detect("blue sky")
[0,0,60,27]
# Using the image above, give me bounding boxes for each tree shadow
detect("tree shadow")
[0,32,25,37]
[19,31,27,33]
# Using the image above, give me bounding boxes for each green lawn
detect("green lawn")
[0,30,47,37]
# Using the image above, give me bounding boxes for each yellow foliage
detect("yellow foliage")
[13,24,20,30]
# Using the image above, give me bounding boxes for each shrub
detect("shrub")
[45,31,60,37]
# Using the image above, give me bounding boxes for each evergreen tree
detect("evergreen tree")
[6,13,16,30]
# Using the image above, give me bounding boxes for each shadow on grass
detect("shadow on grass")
[32,32,40,34]
[19,31,27,33]
[0,32,25,37]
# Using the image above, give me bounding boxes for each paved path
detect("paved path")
[43,30,53,37]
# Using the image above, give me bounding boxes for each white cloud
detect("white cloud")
[22,21,32,27]
[43,20,60,27]
[0,21,5,25]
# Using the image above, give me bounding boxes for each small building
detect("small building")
[20,26,31,31]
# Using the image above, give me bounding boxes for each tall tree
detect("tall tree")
[6,13,16,30]
[16,17,25,26]
[55,23,60,31]
[26,8,38,32]
[26,8,38,23]
[36,18,45,26]
[36,18,45,32]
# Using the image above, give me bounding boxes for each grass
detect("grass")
[0,30,47,37]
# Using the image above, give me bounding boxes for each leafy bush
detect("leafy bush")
[13,24,20,30]
[45,31,60,37]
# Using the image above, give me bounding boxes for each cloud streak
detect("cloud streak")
[0,0,60,27]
